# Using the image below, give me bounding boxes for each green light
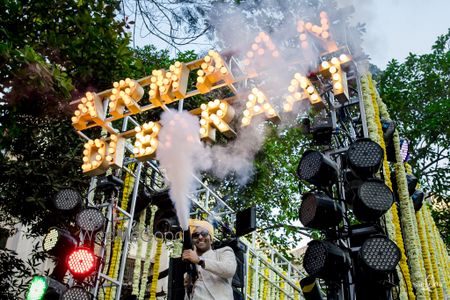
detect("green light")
[26,276,48,300]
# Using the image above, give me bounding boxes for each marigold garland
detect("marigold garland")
[149,238,163,300]
[417,208,437,299]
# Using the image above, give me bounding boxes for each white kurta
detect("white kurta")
[187,246,237,300]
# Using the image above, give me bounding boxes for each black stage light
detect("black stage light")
[358,235,400,273]
[43,228,77,256]
[53,189,82,214]
[310,116,333,145]
[381,119,396,162]
[347,138,383,178]
[412,190,424,211]
[76,208,105,233]
[349,179,394,222]
[300,277,324,300]
[391,171,418,197]
[297,150,338,188]
[303,240,351,280]
[299,192,343,230]
[62,286,92,300]
[26,275,67,300]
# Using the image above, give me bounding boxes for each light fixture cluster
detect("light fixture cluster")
[197,50,233,93]
[109,78,144,118]
[82,134,124,175]
[320,54,350,103]
[297,11,331,49]
[149,62,189,106]
[241,88,279,127]
[72,92,104,130]
[199,99,236,142]
[133,121,161,160]
[284,73,323,111]
[242,31,280,68]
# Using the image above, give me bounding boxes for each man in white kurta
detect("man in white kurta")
[182,219,237,300]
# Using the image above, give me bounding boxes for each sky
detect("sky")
[347,0,450,68]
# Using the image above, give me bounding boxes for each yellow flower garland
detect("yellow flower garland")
[417,208,437,299]
[138,205,157,300]
[247,256,253,296]
[361,74,412,299]
[263,262,270,299]
[149,238,163,300]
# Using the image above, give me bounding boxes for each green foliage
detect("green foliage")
[377,29,450,246]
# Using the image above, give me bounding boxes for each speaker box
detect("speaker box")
[236,206,256,237]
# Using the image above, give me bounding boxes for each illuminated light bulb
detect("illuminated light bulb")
[171,75,178,81]
[219,102,226,110]
[218,123,226,131]
[106,155,112,162]
[136,133,142,140]
[257,48,265,55]
[94,139,101,147]
[329,66,337,74]
[200,119,207,126]
[98,148,105,155]
[201,103,207,110]
[311,94,319,101]
[217,110,223,117]
[305,22,312,30]
[284,103,292,111]
[321,61,330,69]
[286,95,294,103]
[295,92,303,100]
[320,11,327,18]
[119,79,126,86]
[201,63,208,70]
[201,111,208,118]
[339,54,349,62]
[247,51,254,58]
[89,112,97,117]
[77,103,84,110]
[139,149,145,155]
[149,90,156,96]
[261,34,270,42]
[83,149,89,156]
[204,55,211,63]
[133,147,139,154]
[150,139,157,147]
[334,82,342,90]
[86,163,92,169]
[321,31,329,39]
[268,109,275,116]
[300,34,307,41]
[301,41,309,49]
[242,117,250,125]
[257,96,265,104]
[214,99,220,106]
[169,65,175,72]
[307,86,315,94]
[145,147,152,153]
[88,140,94,145]
[246,102,253,109]
[71,116,78,123]
[152,126,159,133]
[254,105,261,113]
[175,61,181,68]
[109,141,116,148]
[143,123,149,130]
[114,81,120,87]
[173,82,179,88]
[251,43,258,51]
[197,70,205,76]
[243,110,250,117]
[83,157,89,163]
[150,77,157,83]
[165,72,172,79]
[312,25,320,33]
[288,85,296,93]
[81,164,88,170]
[124,88,131,95]
[96,155,102,161]
[320,18,328,26]
[207,65,215,73]
[220,67,228,74]
[254,36,262,43]
[263,103,271,110]
[197,77,205,83]
[163,78,170,85]
[331,57,339,65]
[272,51,280,58]
[208,101,215,108]
[332,73,340,81]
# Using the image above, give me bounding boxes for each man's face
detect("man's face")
[192,226,212,253]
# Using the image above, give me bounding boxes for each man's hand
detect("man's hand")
[182,249,200,264]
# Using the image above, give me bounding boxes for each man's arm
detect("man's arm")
[202,247,237,279]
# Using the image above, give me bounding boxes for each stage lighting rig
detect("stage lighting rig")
[26,275,67,300]
[299,192,343,230]
[297,150,338,188]
[62,286,93,300]
[53,188,83,215]
[303,240,351,280]
[347,138,383,179]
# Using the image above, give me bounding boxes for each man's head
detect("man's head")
[189,219,214,254]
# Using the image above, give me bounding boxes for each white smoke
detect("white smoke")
[156,109,211,230]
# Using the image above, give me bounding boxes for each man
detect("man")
[182,219,237,300]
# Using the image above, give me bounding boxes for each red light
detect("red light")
[67,247,96,279]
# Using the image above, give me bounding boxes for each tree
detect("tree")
[377,29,450,246]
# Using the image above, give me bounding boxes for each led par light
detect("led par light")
[303,240,350,280]
[299,192,343,230]
[381,119,396,162]
[297,150,338,188]
[43,228,77,256]
[350,179,394,222]
[53,188,83,214]
[153,207,181,238]
[67,247,97,280]
[26,276,67,300]
[347,138,383,178]
[412,190,424,211]
[62,286,92,300]
[358,235,400,273]
[76,208,105,233]
[399,138,409,162]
